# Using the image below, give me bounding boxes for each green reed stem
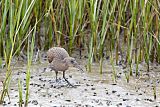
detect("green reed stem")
[18,79,23,107]
[24,19,36,107]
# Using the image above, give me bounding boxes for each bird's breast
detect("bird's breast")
[50,59,69,71]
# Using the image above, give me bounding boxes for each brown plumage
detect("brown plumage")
[47,47,83,87]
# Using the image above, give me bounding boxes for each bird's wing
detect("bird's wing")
[47,47,69,63]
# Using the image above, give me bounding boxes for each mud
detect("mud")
[0,53,160,107]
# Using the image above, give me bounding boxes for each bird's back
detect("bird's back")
[47,47,69,63]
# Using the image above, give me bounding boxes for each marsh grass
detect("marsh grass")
[18,79,23,107]
[125,72,130,83]
[0,0,36,104]
[0,0,160,105]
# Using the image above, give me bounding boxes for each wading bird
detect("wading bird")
[47,47,83,87]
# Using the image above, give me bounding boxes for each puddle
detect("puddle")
[0,57,160,107]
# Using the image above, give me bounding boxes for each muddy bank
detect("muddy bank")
[0,57,160,107]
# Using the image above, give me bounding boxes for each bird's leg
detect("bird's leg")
[55,71,58,82]
[62,71,75,87]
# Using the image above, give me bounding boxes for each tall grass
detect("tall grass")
[18,79,23,107]
[0,0,160,104]
[0,0,36,104]
[24,22,36,106]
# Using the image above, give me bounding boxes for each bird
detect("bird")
[47,47,83,87]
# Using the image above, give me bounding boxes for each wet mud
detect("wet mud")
[0,54,160,107]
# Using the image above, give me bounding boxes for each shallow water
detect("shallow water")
[0,58,160,107]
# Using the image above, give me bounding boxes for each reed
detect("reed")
[125,72,130,83]
[87,0,100,62]
[18,79,23,107]
[88,36,93,72]
[99,0,109,74]
[0,0,160,104]
[24,19,36,107]
[67,0,78,54]
[0,0,36,104]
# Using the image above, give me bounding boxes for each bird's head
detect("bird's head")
[63,57,84,72]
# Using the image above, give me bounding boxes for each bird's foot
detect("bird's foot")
[66,83,76,88]
[55,78,62,83]
[64,79,76,88]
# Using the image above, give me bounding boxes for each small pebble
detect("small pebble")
[116,103,122,106]
[91,88,95,90]
[112,90,117,93]
[48,94,52,97]
[32,100,38,105]
[93,92,97,96]
[130,93,134,95]
[50,85,54,88]
[123,99,129,101]
[65,100,71,102]
[117,94,120,97]
[86,84,90,86]
[106,100,111,106]
[84,89,87,91]
[39,78,42,81]
[144,98,154,102]
[106,92,109,95]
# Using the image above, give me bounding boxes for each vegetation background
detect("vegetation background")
[0,0,160,106]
